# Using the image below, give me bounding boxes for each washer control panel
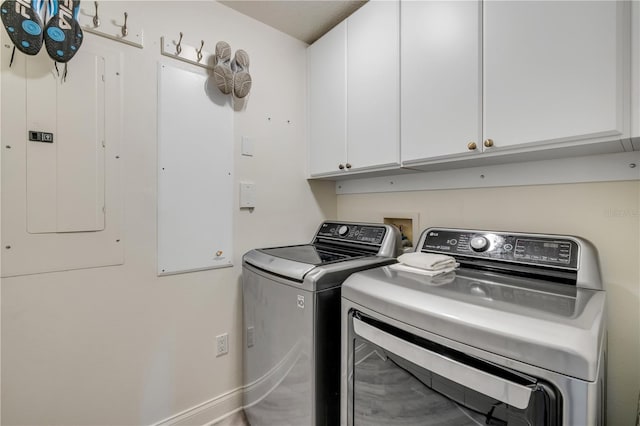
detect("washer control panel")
[317,222,387,245]
[421,228,579,269]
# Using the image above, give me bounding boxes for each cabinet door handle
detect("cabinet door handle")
[467,142,477,151]
[484,139,494,148]
[345,163,352,169]
[339,164,345,170]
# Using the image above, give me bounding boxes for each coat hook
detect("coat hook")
[176,32,183,55]
[196,40,204,62]
[92,1,100,27]
[121,12,128,37]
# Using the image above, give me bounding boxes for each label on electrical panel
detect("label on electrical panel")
[297,295,305,309]
[28,130,54,143]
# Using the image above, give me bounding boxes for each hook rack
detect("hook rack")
[122,12,128,37]
[176,32,183,55]
[160,34,214,70]
[92,1,99,27]
[79,2,144,49]
[196,40,204,62]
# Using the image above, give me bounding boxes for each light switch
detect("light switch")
[240,182,256,208]
[241,136,254,156]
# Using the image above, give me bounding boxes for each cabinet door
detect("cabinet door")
[308,21,347,176]
[401,1,481,163]
[484,1,626,150]
[347,1,400,171]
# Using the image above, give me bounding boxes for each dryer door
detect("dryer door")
[347,312,561,426]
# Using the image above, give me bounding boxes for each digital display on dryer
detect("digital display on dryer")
[514,239,572,264]
[356,227,386,244]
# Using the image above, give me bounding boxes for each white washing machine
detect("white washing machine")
[243,221,401,426]
[341,227,606,426]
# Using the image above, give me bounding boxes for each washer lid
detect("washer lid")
[244,243,373,280]
[342,266,606,381]
[243,247,317,282]
[258,244,368,266]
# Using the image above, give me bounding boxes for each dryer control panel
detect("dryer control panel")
[420,228,579,269]
[317,222,387,245]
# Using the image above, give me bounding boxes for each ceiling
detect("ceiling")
[219,1,367,45]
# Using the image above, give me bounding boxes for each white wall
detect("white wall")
[337,180,640,426]
[0,1,336,425]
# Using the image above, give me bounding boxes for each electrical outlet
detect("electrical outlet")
[216,333,229,357]
[247,326,255,348]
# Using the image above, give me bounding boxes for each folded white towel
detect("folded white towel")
[389,262,458,277]
[397,252,457,271]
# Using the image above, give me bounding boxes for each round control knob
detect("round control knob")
[338,225,349,237]
[470,236,489,252]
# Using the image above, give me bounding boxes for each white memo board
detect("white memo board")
[157,63,233,275]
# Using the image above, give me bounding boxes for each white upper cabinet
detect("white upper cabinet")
[308,21,347,177]
[401,1,482,162]
[401,0,630,166]
[310,0,631,176]
[307,1,400,177]
[483,1,626,150]
[347,0,400,171]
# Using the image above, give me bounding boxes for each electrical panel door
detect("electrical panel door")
[25,51,106,233]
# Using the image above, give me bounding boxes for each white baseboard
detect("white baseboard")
[152,342,312,425]
[152,386,244,426]
[151,342,305,426]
